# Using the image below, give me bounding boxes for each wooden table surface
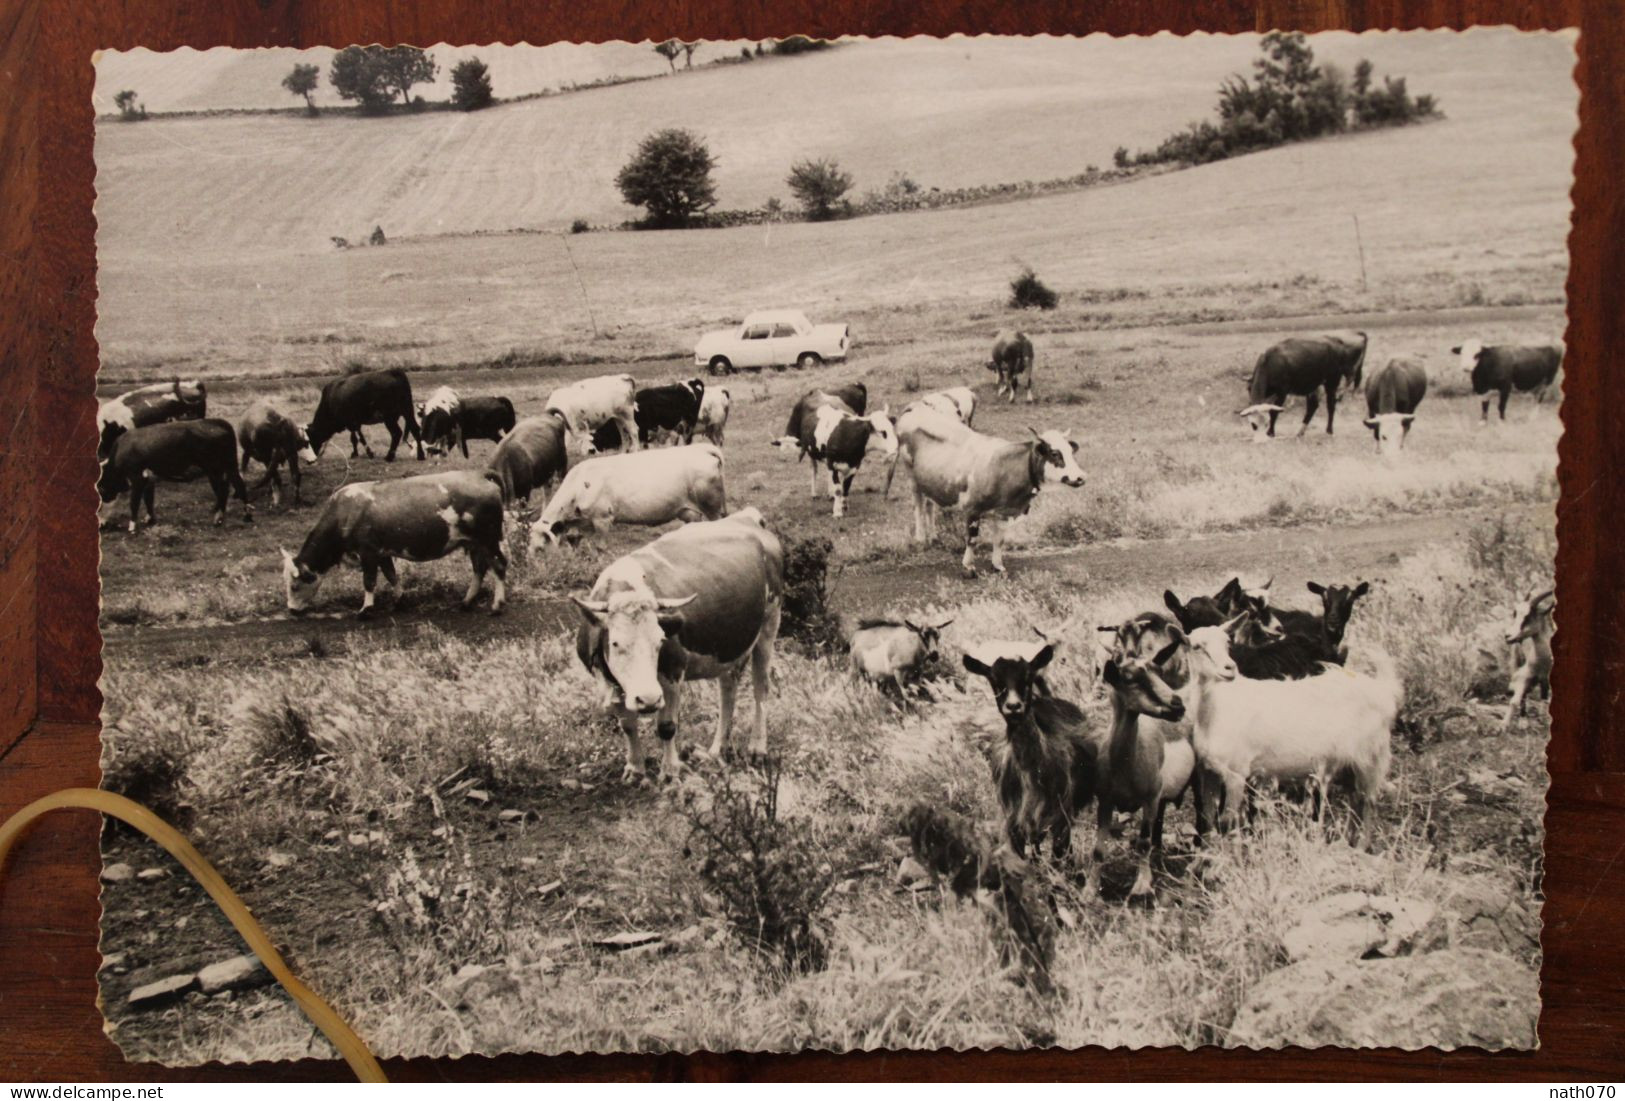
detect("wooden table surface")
[3,0,1623,1081]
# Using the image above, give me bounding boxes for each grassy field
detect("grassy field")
[92,32,1571,1061]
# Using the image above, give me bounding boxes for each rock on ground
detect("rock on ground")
[127,973,197,1009]
[1280,892,1442,962]
[101,863,135,884]
[197,954,271,995]
[1229,948,1539,1050]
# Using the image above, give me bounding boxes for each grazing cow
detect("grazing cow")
[306,368,424,462]
[1238,331,1368,441]
[484,414,569,507]
[988,330,1035,403]
[962,641,1099,861]
[897,409,1085,574]
[98,379,208,459]
[1180,625,1399,848]
[572,508,784,783]
[98,419,251,534]
[1363,357,1429,456]
[1502,587,1554,730]
[849,615,954,697]
[591,379,706,450]
[419,386,464,458]
[1453,340,1563,422]
[545,374,640,454]
[1095,633,1196,900]
[775,392,897,518]
[528,443,726,552]
[695,385,732,446]
[281,470,507,618]
[238,400,317,508]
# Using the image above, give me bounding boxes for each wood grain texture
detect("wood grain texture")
[2,0,1621,1081]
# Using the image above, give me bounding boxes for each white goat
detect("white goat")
[1503,588,1554,730]
[1181,624,1400,848]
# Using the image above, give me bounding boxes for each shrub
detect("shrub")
[779,534,844,656]
[615,128,719,228]
[103,741,193,830]
[569,218,590,234]
[772,36,830,55]
[282,64,320,116]
[330,45,437,113]
[450,57,494,110]
[681,759,834,975]
[113,89,145,121]
[786,157,854,221]
[654,39,681,73]
[1008,266,1058,310]
[1113,145,1131,168]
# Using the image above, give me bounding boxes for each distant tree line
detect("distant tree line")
[1117,32,1440,168]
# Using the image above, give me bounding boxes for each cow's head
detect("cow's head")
[572,587,696,714]
[95,457,126,502]
[528,514,584,554]
[903,615,954,665]
[684,378,706,405]
[1505,587,1555,647]
[1362,412,1415,457]
[1307,580,1370,641]
[1184,623,1239,683]
[964,643,1053,721]
[1237,403,1284,442]
[865,408,899,461]
[1029,428,1085,487]
[1453,339,1484,376]
[1102,637,1186,722]
[304,422,331,458]
[281,547,322,614]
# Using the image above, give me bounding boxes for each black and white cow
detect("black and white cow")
[306,368,424,462]
[572,508,784,784]
[458,395,517,449]
[894,406,1086,574]
[484,414,570,508]
[775,390,897,518]
[1238,331,1368,441]
[988,331,1035,403]
[591,379,705,450]
[98,419,252,534]
[281,470,507,618]
[1452,340,1562,423]
[418,386,464,458]
[98,379,208,460]
[1363,356,1429,457]
[238,399,317,507]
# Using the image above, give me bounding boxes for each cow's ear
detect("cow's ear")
[1307,581,1325,596]
[1030,644,1055,672]
[962,654,993,680]
[657,614,686,637]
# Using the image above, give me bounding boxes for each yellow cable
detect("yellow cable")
[0,788,387,1083]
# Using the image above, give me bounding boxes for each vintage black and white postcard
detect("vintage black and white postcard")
[94,31,1569,1061]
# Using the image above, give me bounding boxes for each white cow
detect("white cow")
[545,374,640,454]
[695,385,732,446]
[528,443,726,552]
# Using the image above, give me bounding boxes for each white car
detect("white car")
[693,310,851,375]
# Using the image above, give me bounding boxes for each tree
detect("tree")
[786,158,854,220]
[615,128,718,228]
[654,39,681,73]
[450,57,494,110]
[329,45,436,113]
[113,89,142,120]
[682,42,698,69]
[282,63,320,115]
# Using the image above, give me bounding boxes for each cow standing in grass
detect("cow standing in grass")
[1453,340,1562,423]
[572,508,784,783]
[98,419,252,534]
[485,414,569,508]
[282,470,507,618]
[546,374,640,454]
[1238,331,1368,441]
[306,367,425,462]
[238,399,317,507]
[98,379,208,460]
[988,330,1035,403]
[1363,357,1428,457]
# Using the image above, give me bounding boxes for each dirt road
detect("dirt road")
[104,502,1547,669]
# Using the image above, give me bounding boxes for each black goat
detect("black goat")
[1271,580,1371,653]
[962,644,1098,862]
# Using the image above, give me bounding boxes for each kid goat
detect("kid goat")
[1180,623,1401,849]
[1503,587,1554,730]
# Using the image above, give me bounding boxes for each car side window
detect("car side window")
[771,323,798,338]
[743,325,771,340]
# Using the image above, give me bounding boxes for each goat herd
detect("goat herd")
[96,326,1557,900]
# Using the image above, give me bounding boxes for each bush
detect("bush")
[681,759,834,975]
[772,36,830,55]
[569,218,590,234]
[450,57,494,110]
[330,45,437,113]
[1009,266,1059,310]
[780,534,844,656]
[786,157,854,221]
[113,89,145,121]
[615,128,719,228]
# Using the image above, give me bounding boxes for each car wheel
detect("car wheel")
[797,352,823,370]
[708,356,732,376]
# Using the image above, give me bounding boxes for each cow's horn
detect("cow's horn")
[657,594,698,610]
[571,595,609,615]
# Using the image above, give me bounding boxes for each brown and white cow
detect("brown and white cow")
[238,399,318,507]
[545,374,640,454]
[988,331,1035,403]
[282,470,507,618]
[98,379,208,460]
[895,407,1086,574]
[528,443,726,551]
[572,508,784,783]
[695,385,732,446]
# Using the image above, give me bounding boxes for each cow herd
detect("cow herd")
[96,325,1557,886]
